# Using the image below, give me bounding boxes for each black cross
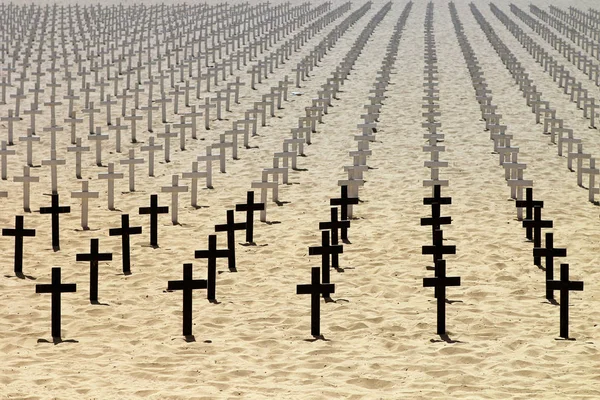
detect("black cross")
[195,234,230,301]
[421,202,452,236]
[296,266,335,337]
[2,215,36,276]
[308,230,342,297]
[215,209,247,271]
[109,214,142,275]
[139,194,169,247]
[422,229,456,264]
[168,263,207,337]
[330,185,359,241]
[515,188,543,241]
[35,267,77,338]
[547,263,584,339]
[423,185,452,206]
[533,232,566,301]
[39,193,71,250]
[319,207,350,270]
[235,191,264,244]
[522,206,553,266]
[76,238,112,303]
[423,259,461,335]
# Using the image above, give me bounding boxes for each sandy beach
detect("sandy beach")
[1,0,599,398]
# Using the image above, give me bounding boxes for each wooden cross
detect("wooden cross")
[308,230,342,297]
[71,181,99,230]
[319,207,350,270]
[186,105,203,139]
[173,115,192,151]
[182,162,207,208]
[123,108,143,143]
[120,149,144,192]
[197,97,216,130]
[1,109,20,145]
[139,194,169,248]
[64,111,84,144]
[157,125,178,163]
[109,214,142,275]
[533,232,567,301]
[547,264,584,339]
[197,146,220,188]
[522,206,553,266]
[235,191,265,244]
[194,234,230,301]
[296,266,335,338]
[88,126,109,166]
[0,140,16,179]
[2,215,36,276]
[423,259,461,335]
[215,210,247,271]
[168,263,207,337]
[39,193,71,250]
[41,150,66,194]
[82,102,101,134]
[140,137,163,177]
[66,138,90,179]
[76,238,112,303]
[35,267,77,339]
[422,229,456,266]
[108,117,129,153]
[330,186,359,241]
[98,163,124,210]
[161,175,188,225]
[14,166,39,211]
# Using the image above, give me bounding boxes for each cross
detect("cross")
[318,207,350,270]
[41,149,66,194]
[522,206,553,266]
[109,214,142,275]
[35,267,77,338]
[14,166,39,211]
[197,146,220,188]
[330,185,359,241]
[100,94,118,125]
[76,238,112,303]
[71,181,99,230]
[88,126,109,166]
[140,101,159,133]
[423,259,461,335]
[173,115,192,151]
[296,266,335,338]
[197,97,216,129]
[39,193,71,250]
[215,209,247,272]
[64,111,84,144]
[2,215,36,276]
[182,161,207,208]
[421,187,452,236]
[157,125,178,163]
[547,264,584,339]
[140,136,163,176]
[194,234,230,301]
[1,109,20,145]
[515,188,543,239]
[0,140,16,179]
[534,232,567,301]
[168,263,207,337]
[155,91,173,123]
[186,105,203,139]
[139,194,169,247]
[82,102,101,134]
[308,230,342,297]
[120,149,144,192]
[235,191,265,244]
[422,229,456,265]
[98,163,124,210]
[123,108,143,143]
[18,128,40,169]
[67,138,90,179]
[161,174,188,225]
[108,117,129,153]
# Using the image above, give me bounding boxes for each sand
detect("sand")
[1,0,599,398]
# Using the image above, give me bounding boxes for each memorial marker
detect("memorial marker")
[2,215,36,276]
[76,238,112,303]
[35,267,77,339]
[109,214,142,275]
[547,264,584,339]
[215,210,247,271]
[167,263,207,337]
[423,259,461,335]
[194,234,230,301]
[39,193,71,250]
[296,266,335,338]
[235,191,265,244]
